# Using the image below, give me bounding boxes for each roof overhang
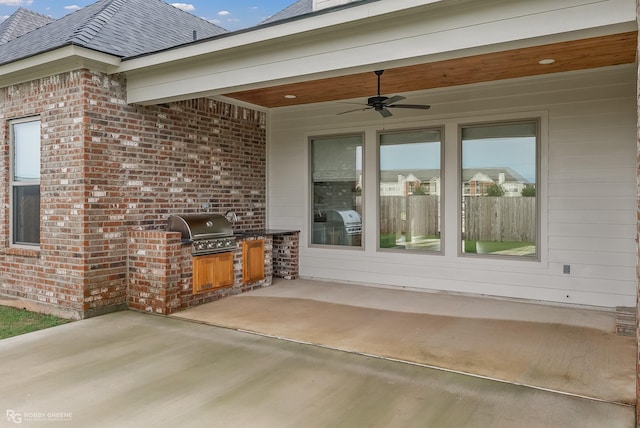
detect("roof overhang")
[0,45,121,88]
[120,0,637,107]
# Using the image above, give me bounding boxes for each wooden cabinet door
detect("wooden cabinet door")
[193,255,215,293]
[213,251,234,288]
[192,252,234,294]
[243,240,265,284]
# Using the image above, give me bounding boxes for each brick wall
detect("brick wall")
[0,69,267,318]
[128,230,182,314]
[273,232,299,279]
[0,71,88,319]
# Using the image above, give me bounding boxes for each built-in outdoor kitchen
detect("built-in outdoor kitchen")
[127,213,299,315]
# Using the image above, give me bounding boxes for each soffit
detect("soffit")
[223,31,637,109]
[122,0,636,105]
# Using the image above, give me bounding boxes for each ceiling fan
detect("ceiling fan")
[337,70,431,118]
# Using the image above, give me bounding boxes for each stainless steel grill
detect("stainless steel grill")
[326,209,362,236]
[167,214,236,255]
[313,209,362,246]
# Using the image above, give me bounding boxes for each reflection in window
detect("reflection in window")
[379,129,441,251]
[461,121,537,257]
[11,118,41,246]
[311,135,363,247]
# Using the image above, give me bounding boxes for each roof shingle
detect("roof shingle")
[0,7,54,45]
[261,0,313,25]
[0,0,227,66]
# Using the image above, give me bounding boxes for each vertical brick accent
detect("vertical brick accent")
[273,232,300,279]
[128,230,182,315]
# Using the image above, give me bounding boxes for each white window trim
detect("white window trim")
[376,126,445,255]
[457,117,541,262]
[9,116,41,249]
[308,132,365,250]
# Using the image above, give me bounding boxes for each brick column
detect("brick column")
[128,230,182,315]
[272,232,300,280]
[636,0,640,427]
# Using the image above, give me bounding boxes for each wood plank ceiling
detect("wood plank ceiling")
[223,31,637,109]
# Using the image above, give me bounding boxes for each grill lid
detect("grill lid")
[326,209,361,225]
[167,214,233,241]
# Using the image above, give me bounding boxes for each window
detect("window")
[379,129,442,251]
[310,135,362,247]
[10,118,41,246]
[461,120,538,258]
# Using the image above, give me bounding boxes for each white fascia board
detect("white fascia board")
[0,45,121,87]
[125,0,637,105]
[116,0,447,73]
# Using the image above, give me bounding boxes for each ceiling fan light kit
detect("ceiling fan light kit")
[337,70,431,117]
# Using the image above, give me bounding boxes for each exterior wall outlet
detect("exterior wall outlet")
[563,264,570,274]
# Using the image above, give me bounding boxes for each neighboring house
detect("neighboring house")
[379,170,441,197]
[0,0,638,414]
[463,168,529,197]
[0,8,53,45]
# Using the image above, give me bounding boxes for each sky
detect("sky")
[0,0,295,31]
[379,137,536,183]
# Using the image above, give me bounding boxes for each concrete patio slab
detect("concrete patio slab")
[173,279,636,405]
[0,310,634,427]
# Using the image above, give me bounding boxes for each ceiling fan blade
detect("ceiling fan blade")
[337,107,372,115]
[378,108,392,118]
[383,95,405,105]
[387,104,431,110]
[336,71,431,117]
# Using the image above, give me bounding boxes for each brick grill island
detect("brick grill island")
[127,229,299,315]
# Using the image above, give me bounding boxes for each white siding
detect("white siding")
[267,65,637,308]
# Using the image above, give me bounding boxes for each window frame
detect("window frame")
[458,118,541,261]
[9,116,41,249]
[376,126,445,254]
[308,132,365,249]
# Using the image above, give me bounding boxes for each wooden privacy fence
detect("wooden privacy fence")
[464,196,535,242]
[380,195,439,240]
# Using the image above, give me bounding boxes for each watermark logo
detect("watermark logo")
[6,409,73,424]
[6,410,21,424]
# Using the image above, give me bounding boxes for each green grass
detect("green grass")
[464,240,535,254]
[380,233,441,249]
[0,306,70,340]
[380,233,397,248]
